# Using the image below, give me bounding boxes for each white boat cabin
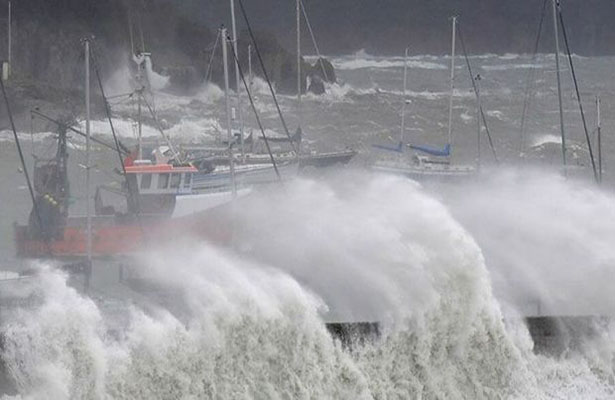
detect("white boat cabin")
[125,160,197,195]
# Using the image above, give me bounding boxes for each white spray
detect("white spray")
[2,172,614,399]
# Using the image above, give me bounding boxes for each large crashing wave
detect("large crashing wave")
[1,172,614,399]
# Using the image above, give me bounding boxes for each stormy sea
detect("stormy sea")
[2,51,615,399]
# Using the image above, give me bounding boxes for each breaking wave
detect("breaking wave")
[332,58,447,71]
[144,56,170,91]
[2,172,614,398]
[444,169,615,318]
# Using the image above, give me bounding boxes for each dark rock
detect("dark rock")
[310,57,336,84]
[308,75,325,95]
[232,30,312,96]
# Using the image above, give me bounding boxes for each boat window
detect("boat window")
[140,173,152,189]
[170,173,181,189]
[183,173,192,188]
[158,173,170,189]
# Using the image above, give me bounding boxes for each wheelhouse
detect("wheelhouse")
[125,161,197,195]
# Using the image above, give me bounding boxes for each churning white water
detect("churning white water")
[2,172,615,399]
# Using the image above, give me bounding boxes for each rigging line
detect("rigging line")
[456,22,499,164]
[137,10,146,52]
[90,43,147,232]
[65,135,118,182]
[140,96,182,162]
[203,39,220,53]
[557,4,598,183]
[227,34,282,183]
[299,0,328,82]
[1,76,49,252]
[106,91,136,100]
[127,7,135,55]
[30,110,128,155]
[30,110,34,157]
[204,30,221,83]
[520,0,548,154]
[236,0,298,154]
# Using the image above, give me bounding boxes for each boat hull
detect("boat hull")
[373,162,476,181]
[14,202,236,259]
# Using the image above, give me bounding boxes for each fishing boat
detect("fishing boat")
[12,36,249,261]
[13,126,242,259]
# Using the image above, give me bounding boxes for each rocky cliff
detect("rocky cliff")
[0,0,332,127]
[175,0,615,56]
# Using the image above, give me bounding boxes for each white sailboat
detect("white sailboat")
[372,16,477,181]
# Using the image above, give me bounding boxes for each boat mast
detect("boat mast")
[222,27,237,198]
[296,0,302,138]
[476,74,482,170]
[248,44,253,89]
[447,16,457,155]
[230,0,245,162]
[137,83,142,159]
[552,0,567,170]
[7,1,11,78]
[400,47,409,146]
[84,39,93,286]
[597,94,602,184]
[135,53,143,160]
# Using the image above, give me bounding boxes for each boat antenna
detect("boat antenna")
[551,0,567,173]
[236,0,298,154]
[447,16,457,157]
[519,0,548,154]
[228,32,282,182]
[456,22,499,163]
[222,27,238,197]
[230,0,246,163]
[557,1,598,183]
[0,69,45,241]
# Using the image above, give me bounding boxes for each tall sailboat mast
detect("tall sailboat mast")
[137,78,142,160]
[475,74,482,170]
[222,27,237,198]
[552,0,567,170]
[7,1,11,78]
[447,16,457,155]
[248,44,253,89]
[296,0,302,134]
[400,47,409,146]
[597,94,602,183]
[230,0,245,162]
[84,38,93,286]
[134,50,144,160]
